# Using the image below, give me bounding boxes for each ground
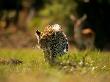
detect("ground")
[0,48,110,82]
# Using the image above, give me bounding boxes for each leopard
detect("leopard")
[35,24,68,65]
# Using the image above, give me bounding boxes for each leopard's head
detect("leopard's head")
[35,24,62,44]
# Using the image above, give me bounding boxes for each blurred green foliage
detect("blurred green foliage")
[1,0,110,49]
[29,0,77,34]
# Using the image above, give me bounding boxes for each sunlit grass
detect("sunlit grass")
[0,48,110,82]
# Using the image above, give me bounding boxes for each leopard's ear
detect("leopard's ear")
[36,30,41,36]
[35,30,41,44]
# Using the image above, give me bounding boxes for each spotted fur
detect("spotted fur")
[35,24,68,64]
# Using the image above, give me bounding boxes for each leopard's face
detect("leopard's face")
[35,24,68,63]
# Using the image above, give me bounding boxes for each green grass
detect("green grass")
[0,48,110,82]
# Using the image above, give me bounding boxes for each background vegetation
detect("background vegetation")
[0,0,110,49]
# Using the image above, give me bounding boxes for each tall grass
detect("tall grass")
[0,48,110,82]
